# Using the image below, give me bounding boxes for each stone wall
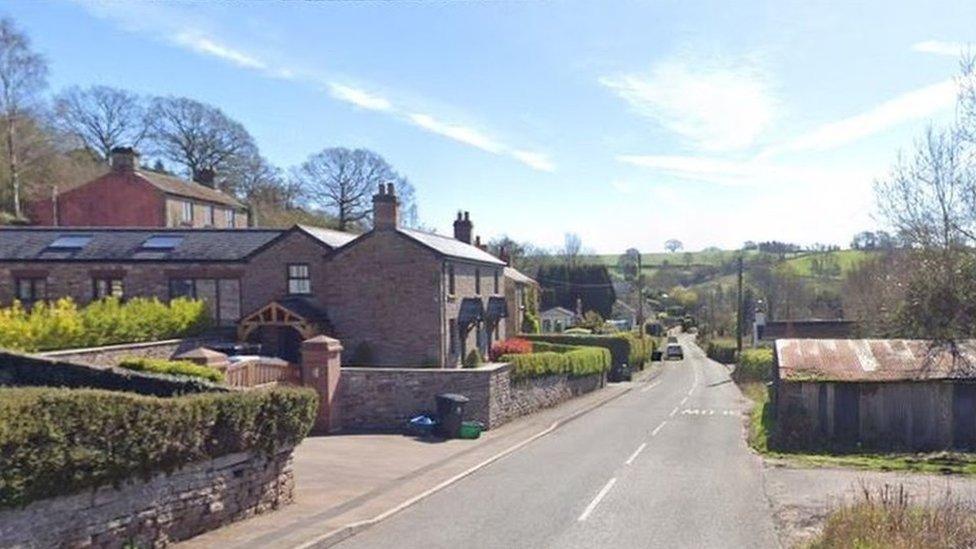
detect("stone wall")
[36,337,227,368]
[0,449,294,548]
[336,363,605,432]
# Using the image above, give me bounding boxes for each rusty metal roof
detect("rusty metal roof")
[776,339,976,382]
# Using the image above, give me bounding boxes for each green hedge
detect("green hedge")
[521,333,654,368]
[705,339,737,364]
[118,357,224,383]
[0,297,210,352]
[0,386,317,509]
[734,348,774,382]
[501,345,610,380]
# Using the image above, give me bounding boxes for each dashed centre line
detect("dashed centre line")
[578,477,617,522]
[669,406,678,417]
[624,442,647,465]
[651,420,667,436]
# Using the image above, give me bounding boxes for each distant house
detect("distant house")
[540,306,576,333]
[28,147,249,229]
[611,299,637,331]
[503,266,538,338]
[774,338,976,451]
[755,317,857,343]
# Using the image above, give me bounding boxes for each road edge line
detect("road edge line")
[300,383,636,548]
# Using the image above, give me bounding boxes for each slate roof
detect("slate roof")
[398,228,505,265]
[298,225,358,248]
[776,339,976,382]
[504,266,537,285]
[541,306,576,318]
[277,296,331,324]
[137,170,244,208]
[0,227,282,262]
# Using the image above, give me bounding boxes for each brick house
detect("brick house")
[0,184,527,368]
[28,148,249,228]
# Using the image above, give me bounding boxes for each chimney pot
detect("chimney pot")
[193,168,216,187]
[453,209,474,244]
[110,146,138,172]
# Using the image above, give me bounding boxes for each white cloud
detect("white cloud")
[761,79,957,157]
[327,83,393,112]
[406,113,504,153]
[601,55,778,151]
[173,32,267,70]
[913,40,967,57]
[510,150,556,173]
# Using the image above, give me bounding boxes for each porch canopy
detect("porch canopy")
[238,296,331,342]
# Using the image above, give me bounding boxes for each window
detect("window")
[204,205,215,226]
[448,264,455,295]
[141,235,184,250]
[48,235,92,250]
[449,318,458,356]
[493,269,500,294]
[475,268,481,295]
[180,201,193,224]
[288,264,311,295]
[169,278,195,299]
[15,277,46,303]
[225,208,235,227]
[93,278,124,299]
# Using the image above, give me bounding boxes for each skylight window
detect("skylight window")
[47,235,92,250]
[141,235,184,250]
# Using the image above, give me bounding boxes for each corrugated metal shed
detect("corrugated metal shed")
[776,339,976,382]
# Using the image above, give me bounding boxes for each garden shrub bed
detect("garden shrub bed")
[118,357,224,383]
[0,386,317,509]
[0,297,210,352]
[734,348,774,382]
[521,333,654,368]
[500,342,610,380]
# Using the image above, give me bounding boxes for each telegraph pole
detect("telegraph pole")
[736,256,744,353]
[637,250,644,338]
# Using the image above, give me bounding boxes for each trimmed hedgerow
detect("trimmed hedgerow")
[734,348,774,382]
[0,297,210,352]
[501,344,610,380]
[705,339,738,364]
[0,386,317,509]
[522,333,654,368]
[118,357,224,383]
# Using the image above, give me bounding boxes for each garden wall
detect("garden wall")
[36,336,231,368]
[337,363,605,431]
[0,448,294,548]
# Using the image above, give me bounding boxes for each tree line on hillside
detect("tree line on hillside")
[0,17,418,231]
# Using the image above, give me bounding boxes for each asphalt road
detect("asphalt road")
[335,335,779,549]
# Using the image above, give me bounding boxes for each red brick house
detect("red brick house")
[28,148,249,229]
[0,184,527,367]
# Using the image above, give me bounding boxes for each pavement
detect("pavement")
[178,364,647,549]
[335,334,779,549]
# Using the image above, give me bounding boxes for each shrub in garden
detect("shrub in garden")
[463,349,484,368]
[489,338,532,361]
[118,357,224,383]
[0,297,210,352]
[0,386,317,509]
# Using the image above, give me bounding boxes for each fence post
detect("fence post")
[300,335,344,434]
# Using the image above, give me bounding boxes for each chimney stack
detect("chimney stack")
[110,147,138,172]
[372,182,399,231]
[499,246,511,265]
[453,211,473,244]
[193,168,216,188]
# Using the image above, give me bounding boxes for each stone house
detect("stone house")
[0,184,522,368]
[540,306,576,333]
[503,266,538,338]
[28,148,249,228]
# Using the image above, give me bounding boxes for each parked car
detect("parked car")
[666,344,684,360]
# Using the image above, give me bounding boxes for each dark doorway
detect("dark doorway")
[833,384,860,447]
[953,384,976,450]
[247,325,304,363]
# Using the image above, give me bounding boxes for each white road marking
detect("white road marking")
[652,421,667,436]
[669,406,678,417]
[641,381,661,393]
[578,478,617,521]
[680,396,688,405]
[624,442,647,465]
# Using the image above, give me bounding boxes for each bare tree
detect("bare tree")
[664,239,683,253]
[147,96,257,190]
[292,147,416,231]
[0,17,47,218]
[53,85,148,160]
[560,233,582,267]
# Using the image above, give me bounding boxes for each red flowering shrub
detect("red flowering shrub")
[489,338,532,361]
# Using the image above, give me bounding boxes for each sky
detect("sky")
[6,0,976,253]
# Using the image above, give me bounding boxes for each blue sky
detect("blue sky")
[8,0,976,252]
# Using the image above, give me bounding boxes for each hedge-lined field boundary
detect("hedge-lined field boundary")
[0,386,317,509]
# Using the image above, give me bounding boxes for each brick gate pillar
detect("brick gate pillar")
[300,335,343,434]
